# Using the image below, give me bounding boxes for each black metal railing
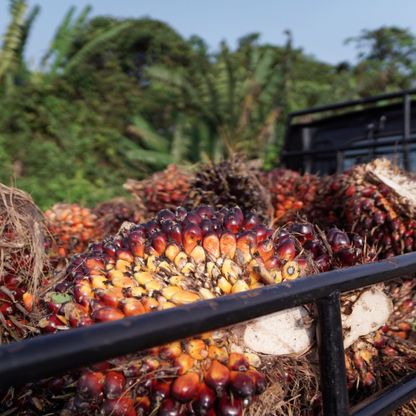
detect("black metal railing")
[1,253,416,415]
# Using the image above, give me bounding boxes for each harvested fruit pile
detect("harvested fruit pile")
[310,159,416,258]
[2,157,416,415]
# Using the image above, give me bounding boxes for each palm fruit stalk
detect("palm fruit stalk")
[124,165,193,218]
[310,159,416,259]
[45,203,100,258]
[185,156,273,221]
[259,168,319,225]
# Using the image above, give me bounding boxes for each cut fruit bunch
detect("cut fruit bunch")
[32,205,314,415]
[124,165,193,217]
[45,203,99,258]
[260,168,318,224]
[40,206,311,332]
[310,159,416,258]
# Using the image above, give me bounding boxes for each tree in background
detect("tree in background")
[346,26,416,96]
[1,1,415,208]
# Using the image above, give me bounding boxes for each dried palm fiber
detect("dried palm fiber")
[184,155,273,222]
[0,183,48,343]
[310,158,416,258]
[124,165,193,218]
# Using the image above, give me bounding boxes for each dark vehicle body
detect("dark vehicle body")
[281,89,416,174]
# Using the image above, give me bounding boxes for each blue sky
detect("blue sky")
[1,0,416,66]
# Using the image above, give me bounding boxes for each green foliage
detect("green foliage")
[1,2,415,208]
[346,26,416,95]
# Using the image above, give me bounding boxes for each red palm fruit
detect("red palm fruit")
[151,380,171,401]
[101,397,136,416]
[224,212,243,234]
[183,223,202,255]
[152,232,168,255]
[203,232,220,258]
[85,257,105,273]
[237,231,256,258]
[315,254,331,272]
[38,314,66,333]
[185,212,202,225]
[145,220,160,235]
[74,281,93,307]
[92,307,125,322]
[159,398,181,416]
[168,224,183,245]
[96,288,123,308]
[276,239,296,262]
[174,353,194,375]
[228,353,249,372]
[220,232,237,258]
[200,219,213,235]
[121,298,146,317]
[77,371,105,399]
[337,247,357,266]
[157,209,177,224]
[128,232,146,258]
[345,185,356,197]
[257,239,274,261]
[205,360,230,394]
[216,395,243,416]
[253,224,272,243]
[0,302,14,316]
[196,205,215,219]
[303,239,323,258]
[159,341,182,360]
[327,229,350,253]
[290,223,314,240]
[246,369,267,394]
[194,383,216,414]
[229,371,255,397]
[171,372,200,403]
[243,212,260,230]
[103,371,126,399]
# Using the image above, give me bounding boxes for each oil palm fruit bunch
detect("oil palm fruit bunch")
[185,156,272,221]
[311,159,416,258]
[124,165,193,218]
[40,205,310,333]
[45,203,99,258]
[32,205,314,415]
[93,198,143,238]
[260,168,318,224]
